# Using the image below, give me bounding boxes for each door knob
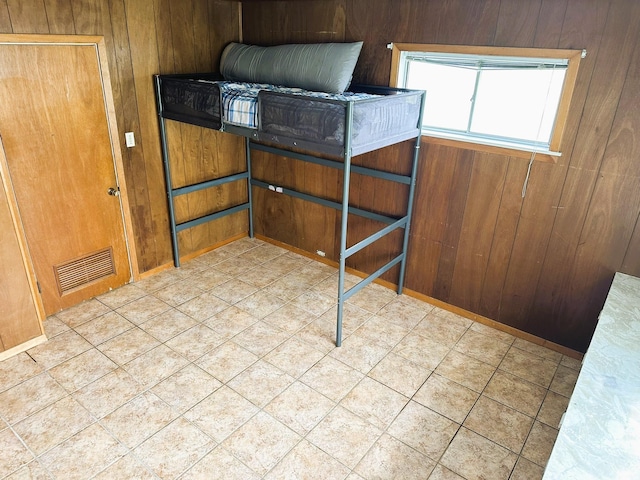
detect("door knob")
[107,187,120,196]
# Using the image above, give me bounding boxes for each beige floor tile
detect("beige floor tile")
[537,390,569,428]
[483,370,547,417]
[187,267,233,291]
[510,456,544,480]
[97,327,160,365]
[463,396,533,453]
[133,417,215,480]
[212,278,259,304]
[387,401,458,461]
[454,328,511,367]
[73,368,143,418]
[320,303,374,337]
[54,299,111,328]
[300,356,364,402]
[440,427,517,480]
[151,364,222,414]
[101,391,178,448]
[376,299,428,329]
[430,307,473,325]
[549,364,579,397]
[393,332,451,370]
[13,396,94,455]
[264,382,335,436]
[196,341,259,383]
[115,295,172,325]
[165,324,225,362]
[499,346,558,388]
[413,373,479,424]
[0,428,34,476]
[368,351,431,397]
[264,276,312,302]
[205,306,258,340]
[184,386,259,443]
[27,331,91,370]
[346,283,396,313]
[0,373,66,424]
[428,464,465,479]
[355,433,436,480]
[93,455,155,480]
[97,283,146,309]
[560,354,582,371]
[284,263,334,288]
[233,321,290,357]
[39,423,127,480]
[513,338,563,363]
[213,256,260,277]
[74,311,134,346]
[412,313,469,348]
[329,333,390,374]
[0,353,43,393]
[289,290,336,316]
[236,290,287,318]
[264,337,325,378]
[227,360,295,408]
[48,348,116,392]
[138,308,198,342]
[176,290,231,321]
[307,406,381,469]
[435,350,496,393]
[123,344,188,388]
[311,271,359,298]
[265,439,350,480]
[154,281,205,307]
[223,411,301,476]
[181,446,261,480]
[135,268,182,293]
[354,315,411,348]
[521,421,558,467]
[468,321,515,345]
[262,303,317,334]
[242,263,288,289]
[340,377,408,429]
[3,460,51,480]
[297,318,341,353]
[238,242,287,264]
[42,315,70,339]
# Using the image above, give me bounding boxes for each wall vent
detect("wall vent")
[54,248,115,294]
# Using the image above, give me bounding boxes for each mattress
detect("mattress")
[218,82,380,129]
[158,75,424,156]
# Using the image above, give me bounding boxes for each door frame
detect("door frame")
[0,34,140,289]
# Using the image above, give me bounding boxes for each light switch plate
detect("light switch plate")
[125,132,135,148]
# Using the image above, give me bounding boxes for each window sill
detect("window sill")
[421,134,560,163]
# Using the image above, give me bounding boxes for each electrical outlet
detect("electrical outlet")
[125,132,135,148]
[316,250,326,257]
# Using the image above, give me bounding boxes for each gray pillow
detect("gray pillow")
[220,41,363,94]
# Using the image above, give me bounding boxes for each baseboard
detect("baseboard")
[0,334,47,362]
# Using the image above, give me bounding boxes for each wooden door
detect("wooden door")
[0,36,134,315]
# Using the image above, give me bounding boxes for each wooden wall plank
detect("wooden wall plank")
[621,216,640,276]
[0,1,11,33]
[44,0,75,33]
[448,153,509,312]
[241,0,640,351]
[6,0,49,33]
[493,0,542,46]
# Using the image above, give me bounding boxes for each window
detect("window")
[391,44,583,158]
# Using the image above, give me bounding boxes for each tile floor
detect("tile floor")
[0,237,581,480]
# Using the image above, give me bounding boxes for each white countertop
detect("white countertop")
[544,272,640,479]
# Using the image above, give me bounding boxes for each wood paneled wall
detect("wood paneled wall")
[0,0,245,272]
[242,0,640,352]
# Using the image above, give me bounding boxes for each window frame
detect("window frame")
[390,43,583,162]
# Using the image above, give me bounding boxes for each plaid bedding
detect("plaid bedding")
[210,81,379,128]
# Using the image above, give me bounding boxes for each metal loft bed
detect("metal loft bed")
[154,74,425,346]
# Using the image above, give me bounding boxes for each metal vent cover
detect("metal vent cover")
[54,247,115,294]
